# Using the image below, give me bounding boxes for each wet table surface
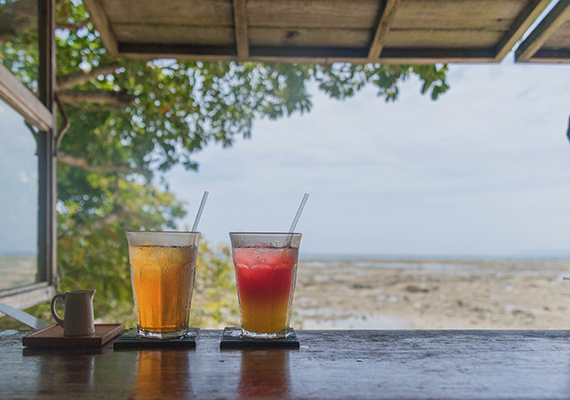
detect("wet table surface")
[1,329,570,399]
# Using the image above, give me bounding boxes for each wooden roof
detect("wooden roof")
[83,0,553,64]
[516,0,570,62]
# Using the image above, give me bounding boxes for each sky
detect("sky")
[165,54,570,258]
[2,54,570,258]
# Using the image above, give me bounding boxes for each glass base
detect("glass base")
[241,327,295,339]
[137,327,188,339]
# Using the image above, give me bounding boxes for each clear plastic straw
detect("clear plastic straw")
[191,191,209,232]
[289,193,309,233]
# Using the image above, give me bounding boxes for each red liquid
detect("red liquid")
[233,246,298,334]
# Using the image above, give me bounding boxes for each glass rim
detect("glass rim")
[126,230,201,234]
[229,232,302,236]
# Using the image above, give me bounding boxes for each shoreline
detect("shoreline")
[293,258,570,330]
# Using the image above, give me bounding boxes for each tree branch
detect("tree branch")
[79,105,124,112]
[57,62,121,90]
[58,89,135,107]
[0,0,37,42]
[56,23,87,32]
[57,152,150,176]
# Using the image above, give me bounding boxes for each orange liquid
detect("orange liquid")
[129,245,197,334]
[233,247,298,334]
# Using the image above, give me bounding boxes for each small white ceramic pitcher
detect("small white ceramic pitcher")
[50,289,96,336]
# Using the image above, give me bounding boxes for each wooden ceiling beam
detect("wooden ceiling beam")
[367,0,402,61]
[233,0,249,59]
[516,0,570,62]
[494,0,552,62]
[527,48,570,62]
[82,0,119,57]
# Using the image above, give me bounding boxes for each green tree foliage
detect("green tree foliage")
[0,0,448,326]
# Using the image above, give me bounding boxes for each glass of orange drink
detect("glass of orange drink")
[230,232,302,339]
[127,231,200,339]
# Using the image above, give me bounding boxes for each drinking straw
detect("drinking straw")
[191,191,209,232]
[289,193,309,233]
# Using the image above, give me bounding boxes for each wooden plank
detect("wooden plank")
[119,43,366,60]
[368,0,402,60]
[117,47,497,65]
[233,0,249,59]
[249,27,371,48]
[0,62,52,131]
[249,53,494,64]
[115,52,497,65]
[249,45,369,59]
[523,47,570,62]
[0,303,50,329]
[113,24,235,45]
[247,0,381,29]
[118,51,238,62]
[494,0,552,61]
[22,324,122,348]
[250,46,495,63]
[100,0,234,26]
[3,330,570,399]
[393,0,526,24]
[385,29,504,48]
[118,42,237,57]
[516,0,570,62]
[379,47,497,63]
[82,0,118,56]
[391,16,514,31]
[0,283,55,313]
[114,26,370,49]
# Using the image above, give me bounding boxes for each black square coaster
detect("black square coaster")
[220,327,300,349]
[113,328,200,350]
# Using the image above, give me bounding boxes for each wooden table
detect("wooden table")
[2,329,570,399]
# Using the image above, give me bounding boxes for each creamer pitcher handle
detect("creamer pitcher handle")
[50,294,66,325]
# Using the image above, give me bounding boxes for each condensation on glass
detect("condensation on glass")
[0,96,39,290]
[0,0,40,94]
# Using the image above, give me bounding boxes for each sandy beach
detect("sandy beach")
[292,258,570,330]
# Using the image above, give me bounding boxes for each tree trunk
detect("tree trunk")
[58,89,135,107]
[57,152,150,176]
[57,62,121,90]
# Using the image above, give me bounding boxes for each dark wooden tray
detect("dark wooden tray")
[22,324,123,348]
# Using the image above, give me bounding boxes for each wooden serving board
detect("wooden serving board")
[22,324,123,348]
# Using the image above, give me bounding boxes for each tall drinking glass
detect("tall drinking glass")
[230,232,302,339]
[126,231,200,339]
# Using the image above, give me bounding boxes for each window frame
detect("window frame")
[0,0,57,309]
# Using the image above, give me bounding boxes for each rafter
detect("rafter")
[516,0,570,62]
[233,0,249,59]
[368,0,401,61]
[82,0,119,56]
[494,0,552,62]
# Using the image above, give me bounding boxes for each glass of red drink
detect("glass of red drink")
[230,232,302,339]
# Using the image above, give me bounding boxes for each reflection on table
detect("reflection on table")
[238,349,291,399]
[134,350,192,399]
